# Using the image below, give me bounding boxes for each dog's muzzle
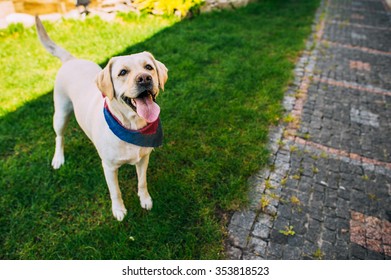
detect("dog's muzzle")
[121,74,160,123]
[121,90,156,111]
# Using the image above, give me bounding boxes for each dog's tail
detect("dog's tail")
[35,16,75,63]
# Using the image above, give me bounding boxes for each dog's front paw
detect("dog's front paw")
[112,205,127,221]
[51,154,64,169]
[139,194,153,210]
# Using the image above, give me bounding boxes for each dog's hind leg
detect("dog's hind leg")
[51,91,73,169]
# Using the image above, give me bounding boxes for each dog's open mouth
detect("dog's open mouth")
[121,91,160,123]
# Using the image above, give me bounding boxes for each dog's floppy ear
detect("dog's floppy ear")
[155,59,168,91]
[144,52,168,91]
[96,58,116,100]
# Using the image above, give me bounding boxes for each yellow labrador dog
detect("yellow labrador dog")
[35,17,168,221]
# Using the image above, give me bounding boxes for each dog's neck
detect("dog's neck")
[105,98,147,130]
[103,98,163,148]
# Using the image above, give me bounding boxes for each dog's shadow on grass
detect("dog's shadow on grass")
[0,0,319,259]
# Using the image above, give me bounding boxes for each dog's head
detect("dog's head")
[96,52,168,123]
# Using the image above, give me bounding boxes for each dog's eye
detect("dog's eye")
[145,64,153,71]
[118,69,128,77]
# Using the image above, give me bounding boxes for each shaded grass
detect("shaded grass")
[0,0,319,259]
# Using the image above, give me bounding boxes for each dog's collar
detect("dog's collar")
[103,100,163,147]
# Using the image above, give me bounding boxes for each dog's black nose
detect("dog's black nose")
[136,74,152,85]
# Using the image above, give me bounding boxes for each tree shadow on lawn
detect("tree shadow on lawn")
[0,0,319,259]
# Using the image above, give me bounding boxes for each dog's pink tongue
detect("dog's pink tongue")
[134,96,160,123]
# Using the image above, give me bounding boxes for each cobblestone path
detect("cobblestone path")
[227,0,391,260]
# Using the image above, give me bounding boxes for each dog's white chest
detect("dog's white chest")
[112,144,153,165]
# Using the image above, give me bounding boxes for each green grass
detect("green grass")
[0,0,319,259]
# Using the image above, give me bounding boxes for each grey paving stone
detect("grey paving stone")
[228,225,250,249]
[322,228,337,245]
[226,245,242,260]
[282,246,302,260]
[277,204,292,220]
[265,242,284,258]
[270,228,289,245]
[350,243,367,259]
[252,223,270,239]
[229,210,256,231]
[321,240,336,260]
[257,213,273,228]
[247,237,267,257]
[287,234,305,248]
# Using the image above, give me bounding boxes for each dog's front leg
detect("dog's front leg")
[136,154,153,210]
[102,161,127,221]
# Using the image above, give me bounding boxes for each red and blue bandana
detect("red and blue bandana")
[103,101,163,148]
